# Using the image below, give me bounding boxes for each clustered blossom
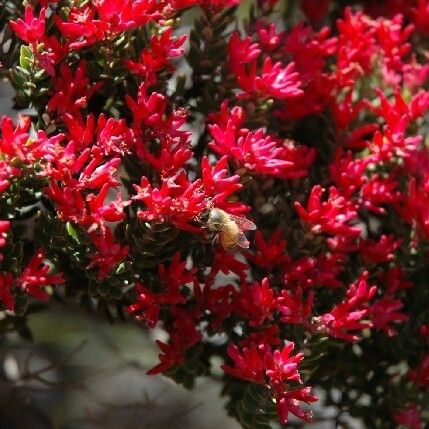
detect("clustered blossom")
[4,0,429,427]
[208,102,316,179]
[222,343,318,424]
[0,249,64,311]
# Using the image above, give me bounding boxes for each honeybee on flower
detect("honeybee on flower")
[200,207,256,252]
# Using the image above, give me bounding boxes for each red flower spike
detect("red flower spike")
[277,288,314,325]
[222,343,317,424]
[0,273,15,311]
[9,6,46,45]
[48,62,103,117]
[194,281,234,330]
[301,0,330,25]
[316,272,377,342]
[408,353,429,388]
[126,28,187,83]
[235,278,275,327]
[222,344,270,384]
[244,229,289,269]
[239,325,282,348]
[360,235,402,264]
[16,249,64,301]
[368,296,408,336]
[275,386,318,424]
[57,0,163,49]
[126,282,160,328]
[379,267,413,294]
[394,405,423,429]
[132,175,205,232]
[147,313,202,375]
[294,185,361,237]
[87,228,129,280]
[158,252,197,301]
[208,109,315,180]
[284,253,345,290]
[201,156,248,214]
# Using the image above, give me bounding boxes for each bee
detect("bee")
[204,208,256,252]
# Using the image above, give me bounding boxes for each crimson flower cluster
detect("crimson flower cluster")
[2,0,429,427]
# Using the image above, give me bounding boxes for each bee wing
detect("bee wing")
[236,231,250,249]
[229,214,257,231]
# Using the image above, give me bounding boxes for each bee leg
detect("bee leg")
[211,234,219,247]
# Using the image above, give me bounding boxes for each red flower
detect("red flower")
[394,405,423,429]
[9,6,46,45]
[412,0,429,36]
[209,104,315,179]
[408,353,429,388]
[335,9,376,85]
[277,288,314,325]
[368,296,408,336]
[57,0,162,49]
[147,310,202,375]
[208,250,249,284]
[201,156,248,214]
[300,0,330,24]
[127,253,195,327]
[239,325,281,348]
[194,281,234,330]
[132,174,205,232]
[64,113,134,157]
[222,342,317,424]
[126,282,160,328]
[0,115,31,160]
[228,32,261,76]
[284,253,345,290]
[329,149,368,198]
[87,228,129,280]
[126,28,187,82]
[316,272,377,341]
[255,58,303,100]
[48,62,103,117]
[0,221,10,256]
[235,278,275,327]
[16,249,64,301]
[257,23,282,52]
[228,33,303,100]
[294,185,361,237]
[0,273,14,311]
[278,24,336,119]
[360,235,402,264]
[420,325,429,343]
[361,174,401,214]
[0,161,21,193]
[379,267,413,294]
[147,338,183,375]
[275,386,318,424]
[244,229,289,269]
[159,252,197,299]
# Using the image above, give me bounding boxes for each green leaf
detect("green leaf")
[66,221,80,243]
[19,45,32,70]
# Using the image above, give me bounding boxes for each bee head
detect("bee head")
[207,208,225,224]
[197,210,210,224]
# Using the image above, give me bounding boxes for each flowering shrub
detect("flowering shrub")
[2,0,429,427]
